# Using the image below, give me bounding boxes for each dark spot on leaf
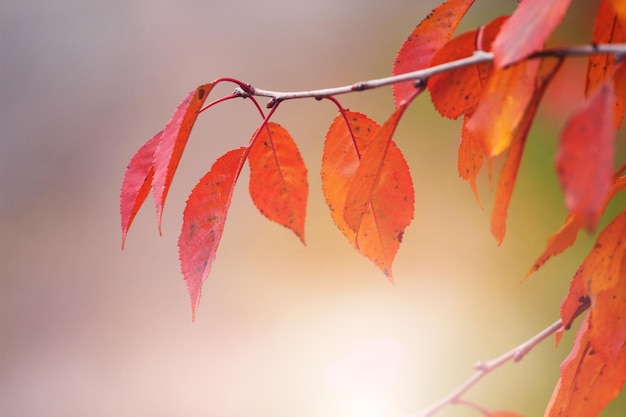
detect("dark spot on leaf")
[197,88,206,100]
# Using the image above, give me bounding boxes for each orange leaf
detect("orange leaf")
[343,103,408,237]
[153,83,215,232]
[466,59,541,158]
[458,118,485,206]
[178,147,247,320]
[248,122,308,244]
[490,59,562,244]
[556,82,615,232]
[392,0,475,108]
[492,0,572,67]
[120,129,161,248]
[428,16,507,119]
[610,0,626,26]
[587,209,626,360]
[586,0,626,128]
[546,315,626,417]
[526,174,626,282]
[322,111,415,279]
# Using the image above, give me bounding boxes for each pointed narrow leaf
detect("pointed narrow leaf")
[526,174,626,281]
[587,0,626,127]
[120,130,162,248]
[466,59,541,158]
[428,16,507,119]
[392,0,475,108]
[178,147,247,321]
[492,0,572,67]
[458,118,484,206]
[248,122,308,244]
[153,83,216,232]
[344,104,408,235]
[322,111,414,279]
[490,59,562,244]
[556,82,615,232]
[546,315,626,417]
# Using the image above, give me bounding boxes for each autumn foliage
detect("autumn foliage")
[121,0,626,416]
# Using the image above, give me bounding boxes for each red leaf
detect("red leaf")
[248,122,308,244]
[153,83,215,233]
[526,174,626,281]
[559,209,626,354]
[322,111,414,279]
[392,0,475,108]
[466,59,541,158]
[492,0,572,67]
[178,147,247,320]
[428,16,507,119]
[587,209,626,360]
[120,130,161,248]
[556,82,615,232]
[490,59,562,244]
[546,315,626,417]
[587,0,626,127]
[458,118,485,206]
[343,103,408,236]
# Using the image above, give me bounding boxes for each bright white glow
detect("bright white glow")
[323,338,403,417]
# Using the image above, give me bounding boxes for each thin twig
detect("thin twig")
[233,43,626,107]
[410,319,564,417]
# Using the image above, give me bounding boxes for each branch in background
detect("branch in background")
[233,43,626,107]
[411,318,564,417]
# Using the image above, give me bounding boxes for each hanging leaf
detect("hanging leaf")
[492,0,572,67]
[525,173,626,281]
[392,0,475,108]
[322,111,414,279]
[546,315,626,417]
[586,0,626,128]
[587,209,626,360]
[458,119,485,206]
[428,16,507,119]
[343,103,409,236]
[490,59,562,244]
[178,147,247,320]
[248,122,308,243]
[120,130,162,248]
[153,83,216,232]
[466,59,541,158]
[556,82,615,232]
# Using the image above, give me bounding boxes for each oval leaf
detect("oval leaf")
[492,0,572,67]
[178,147,247,321]
[248,122,308,243]
[120,130,162,248]
[153,82,216,232]
[392,0,475,108]
[322,111,414,279]
[343,104,408,236]
[556,82,615,232]
[428,16,507,119]
[466,59,541,158]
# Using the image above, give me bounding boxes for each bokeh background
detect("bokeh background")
[2,0,624,416]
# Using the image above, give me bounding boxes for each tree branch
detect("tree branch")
[233,43,626,107]
[409,318,564,417]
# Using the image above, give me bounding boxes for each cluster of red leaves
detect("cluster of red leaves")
[121,0,626,415]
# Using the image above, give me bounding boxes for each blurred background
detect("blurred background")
[2,0,624,416]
